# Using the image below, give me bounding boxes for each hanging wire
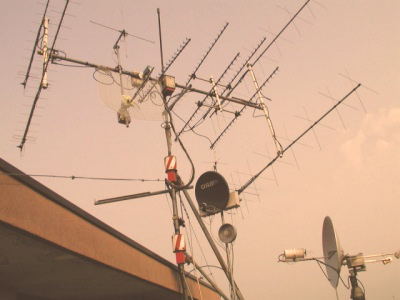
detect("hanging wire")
[162,96,196,190]
[1,172,162,182]
[182,275,194,300]
[178,194,204,300]
[93,69,115,85]
[357,278,366,295]
[179,194,218,284]
[209,216,226,251]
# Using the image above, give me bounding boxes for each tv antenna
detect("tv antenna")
[18,0,70,150]
[236,83,361,195]
[278,216,400,300]
[17,1,379,299]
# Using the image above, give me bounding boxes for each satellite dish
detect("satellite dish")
[322,216,344,289]
[195,171,230,214]
[218,223,237,244]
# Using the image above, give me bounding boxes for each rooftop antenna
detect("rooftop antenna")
[18,0,70,151]
[237,83,361,195]
[203,1,314,151]
[279,216,400,300]
[17,2,377,299]
[210,66,279,149]
[207,37,267,119]
[88,9,245,300]
[176,36,267,139]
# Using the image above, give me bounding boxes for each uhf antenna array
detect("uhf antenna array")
[18,1,374,299]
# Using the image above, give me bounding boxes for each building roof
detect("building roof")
[0,157,220,300]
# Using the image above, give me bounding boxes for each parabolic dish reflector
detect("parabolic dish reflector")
[96,70,164,121]
[195,171,230,214]
[322,216,344,289]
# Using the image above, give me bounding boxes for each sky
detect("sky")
[0,0,399,299]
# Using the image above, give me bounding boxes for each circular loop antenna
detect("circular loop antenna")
[195,171,230,214]
[218,223,237,244]
[322,216,344,289]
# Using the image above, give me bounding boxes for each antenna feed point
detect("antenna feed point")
[382,257,393,265]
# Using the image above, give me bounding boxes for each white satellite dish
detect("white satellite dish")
[280,216,399,300]
[322,216,344,289]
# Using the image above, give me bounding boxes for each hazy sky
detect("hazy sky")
[0,0,399,299]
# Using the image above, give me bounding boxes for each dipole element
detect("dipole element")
[247,63,283,156]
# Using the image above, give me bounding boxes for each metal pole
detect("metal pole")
[181,186,244,300]
[157,8,165,74]
[349,269,365,300]
[170,187,189,300]
[40,51,262,110]
[185,253,230,300]
[163,104,188,300]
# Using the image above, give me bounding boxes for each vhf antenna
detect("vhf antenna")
[237,83,361,195]
[209,0,312,151]
[18,0,70,151]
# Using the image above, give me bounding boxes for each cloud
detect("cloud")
[340,106,400,165]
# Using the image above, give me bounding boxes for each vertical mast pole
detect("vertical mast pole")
[157,8,165,74]
[163,105,188,299]
[185,253,230,300]
[157,7,187,297]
